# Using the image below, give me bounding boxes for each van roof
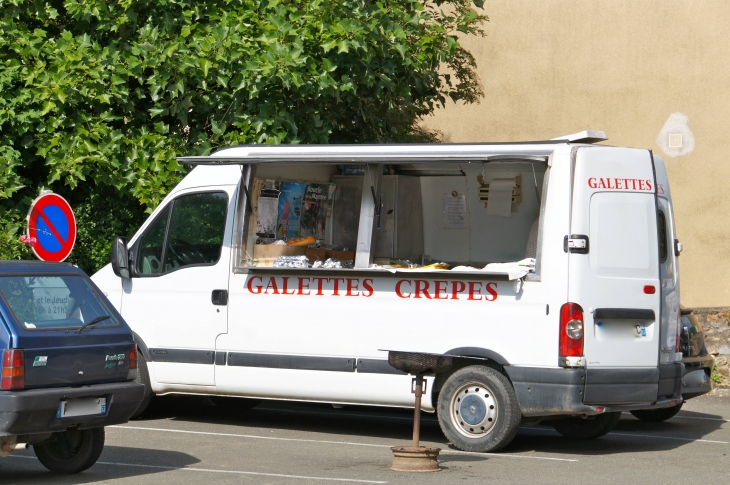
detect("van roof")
[177,131,609,165]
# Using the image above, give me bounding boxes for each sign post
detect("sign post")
[26,192,77,262]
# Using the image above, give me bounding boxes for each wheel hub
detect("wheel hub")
[450,383,498,437]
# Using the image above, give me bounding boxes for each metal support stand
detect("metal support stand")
[412,375,424,448]
[386,351,453,473]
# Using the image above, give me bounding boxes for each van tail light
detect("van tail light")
[127,343,138,381]
[559,303,584,357]
[1,349,25,390]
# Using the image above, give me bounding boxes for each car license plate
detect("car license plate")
[57,397,107,418]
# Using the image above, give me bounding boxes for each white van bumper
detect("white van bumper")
[505,363,684,417]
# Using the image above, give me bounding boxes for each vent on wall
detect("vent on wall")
[477,175,522,208]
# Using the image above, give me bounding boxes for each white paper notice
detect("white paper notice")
[486,179,514,217]
[444,194,468,228]
[256,196,279,237]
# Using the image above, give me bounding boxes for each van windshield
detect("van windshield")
[0,275,119,331]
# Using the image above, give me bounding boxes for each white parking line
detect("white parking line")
[621,412,728,423]
[607,432,728,444]
[8,455,387,483]
[110,425,578,462]
[524,425,728,444]
[674,415,728,422]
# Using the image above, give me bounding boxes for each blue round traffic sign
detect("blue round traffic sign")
[27,193,77,262]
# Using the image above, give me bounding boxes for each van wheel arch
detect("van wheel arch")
[431,348,510,405]
[130,332,153,418]
[132,331,151,361]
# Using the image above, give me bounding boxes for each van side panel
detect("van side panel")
[217,150,573,409]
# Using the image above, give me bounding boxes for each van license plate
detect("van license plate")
[57,397,107,418]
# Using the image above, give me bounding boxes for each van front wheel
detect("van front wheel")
[437,366,522,452]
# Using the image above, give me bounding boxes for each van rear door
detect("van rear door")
[657,196,680,365]
[568,147,660,368]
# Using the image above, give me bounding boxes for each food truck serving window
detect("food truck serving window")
[237,161,547,278]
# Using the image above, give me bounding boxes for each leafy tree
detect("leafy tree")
[0,0,487,272]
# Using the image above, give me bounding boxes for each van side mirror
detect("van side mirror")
[111,237,131,279]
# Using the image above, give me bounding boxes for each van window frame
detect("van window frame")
[134,190,230,278]
[233,159,548,280]
[657,209,668,263]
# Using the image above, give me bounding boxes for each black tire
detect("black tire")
[34,427,105,474]
[130,351,153,419]
[630,402,683,422]
[209,395,262,412]
[437,365,522,452]
[551,412,621,439]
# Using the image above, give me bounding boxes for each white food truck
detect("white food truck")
[93,131,684,452]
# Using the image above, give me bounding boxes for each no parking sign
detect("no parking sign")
[26,192,77,262]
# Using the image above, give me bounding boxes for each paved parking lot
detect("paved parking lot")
[1,395,729,484]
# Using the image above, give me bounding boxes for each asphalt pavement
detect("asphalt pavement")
[1,394,729,484]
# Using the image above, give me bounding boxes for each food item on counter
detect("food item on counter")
[312,258,354,269]
[420,262,450,270]
[272,255,312,268]
[286,236,317,247]
[388,259,419,269]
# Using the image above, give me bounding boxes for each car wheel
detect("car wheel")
[209,396,262,412]
[630,402,683,422]
[130,351,153,419]
[436,365,522,452]
[551,412,620,439]
[34,427,105,474]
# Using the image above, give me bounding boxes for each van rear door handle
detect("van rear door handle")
[211,290,228,306]
[593,308,655,321]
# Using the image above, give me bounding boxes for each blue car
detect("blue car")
[0,261,144,473]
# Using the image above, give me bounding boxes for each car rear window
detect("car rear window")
[0,275,119,331]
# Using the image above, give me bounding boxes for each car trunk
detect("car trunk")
[16,331,131,389]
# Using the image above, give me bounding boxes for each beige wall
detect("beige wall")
[422,1,730,307]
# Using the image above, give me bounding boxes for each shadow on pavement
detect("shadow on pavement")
[0,445,200,484]
[134,394,725,457]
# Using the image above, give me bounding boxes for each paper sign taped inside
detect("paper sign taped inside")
[444,194,468,228]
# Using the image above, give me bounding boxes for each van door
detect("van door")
[120,187,236,386]
[657,197,680,364]
[568,147,661,368]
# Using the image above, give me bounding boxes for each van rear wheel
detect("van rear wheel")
[34,427,105,474]
[437,365,522,452]
[551,412,620,439]
[630,402,682,422]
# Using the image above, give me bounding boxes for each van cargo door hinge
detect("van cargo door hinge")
[564,235,589,254]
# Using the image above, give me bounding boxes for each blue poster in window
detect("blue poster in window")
[277,182,307,238]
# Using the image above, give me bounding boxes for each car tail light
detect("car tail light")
[1,349,25,390]
[560,303,584,357]
[129,343,138,370]
[127,343,138,381]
